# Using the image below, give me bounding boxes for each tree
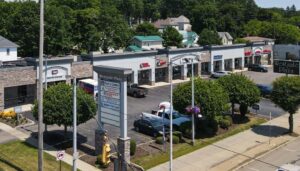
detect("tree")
[173,78,229,121]
[271,76,300,133]
[135,22,160,36]
[162,26,183,47]
[198,28,221,46]
[32,83,97,135]
[218,74,260,117]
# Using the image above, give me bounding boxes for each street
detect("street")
[20,69,287,147]
[238,137,300,171]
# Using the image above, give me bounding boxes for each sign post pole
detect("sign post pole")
[94,66,132,171]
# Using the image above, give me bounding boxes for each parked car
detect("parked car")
[142,108,191,131]
[256,84,273,96]
[133,117,168,137]
[127,83,148,97]
[211,71,229,79]
[248,64,268,72]
[276,164,300,171]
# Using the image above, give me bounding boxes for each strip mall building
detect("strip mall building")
[0,43,272,110]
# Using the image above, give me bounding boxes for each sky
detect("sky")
[255,0,300,9]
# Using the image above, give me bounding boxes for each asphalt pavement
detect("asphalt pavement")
[0,129,17,144]
[19,69,287,147]
[238,137,300,171]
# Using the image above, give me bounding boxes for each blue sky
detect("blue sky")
[255,0,300,9]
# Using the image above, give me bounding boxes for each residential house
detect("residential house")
[218,32,233,45]
[126,36,163,52]
[242,36,275,45]
[0,36,18,62]
[153,15,197,47]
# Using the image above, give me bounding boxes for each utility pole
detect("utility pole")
[45,56,48,90]
[167,49,173,171]
[191,59,195,146]
[38,0,44,170]
[73,78,77,171]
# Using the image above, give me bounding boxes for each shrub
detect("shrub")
[130,139,136,156]
[223,115,233,123]
[155,136,164,144]
[172,136,180,144]
[179,121,192,138]
[0,110,16,119]
[173,131,182,141]
[219,119,231,129]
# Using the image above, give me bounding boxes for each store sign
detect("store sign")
[213,55,223,61]
[100,78,121,127]
[42,66,68,83]
[273,60,300,75]
[140,63,150,68]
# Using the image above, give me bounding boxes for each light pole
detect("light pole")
[73,77,77,171]
[191,59,195,146]
[38,0,44,170]
[164,48,200,171]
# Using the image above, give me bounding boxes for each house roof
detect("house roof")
[242,36,275,42]
[0,36,18,48]
[173,15,190,23]
[126,45,142,52]
[133,36,163,42]
[153,15,190,28]
[218,32,233,40]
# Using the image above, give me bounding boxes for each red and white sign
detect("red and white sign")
[263,49,272,54]
[140,63,150,68]
[56,150,65,161]
[244,51,252,56]
[156,59,167,67]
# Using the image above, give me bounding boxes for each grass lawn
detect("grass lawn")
[0,141,73,171]
[132,116,266,170]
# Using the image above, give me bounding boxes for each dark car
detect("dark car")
[133,118,168,137]
[256,84,272,96]
[248,64,268,72]
[127,83,148,97]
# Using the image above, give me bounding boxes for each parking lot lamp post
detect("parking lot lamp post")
[167,49,173,171]
[191,58,195,146]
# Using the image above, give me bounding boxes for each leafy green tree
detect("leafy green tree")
[271,76,300,133]
[218,74,260,117]
[173,78,229,121]
[162,26,183,47]
[135,22,160,36]
[234,38,249,44]
[32,83,97,135]
[198,28,221,46]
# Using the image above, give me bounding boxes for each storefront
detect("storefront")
[173,66,182,80]
[187,63,199,77]
[4,84,35,108]
[155,55,168,82]
[210,45,245,73]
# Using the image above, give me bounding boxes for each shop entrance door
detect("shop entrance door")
[155,68,167,82]
[173,66,181,80]
[138,70,151,85]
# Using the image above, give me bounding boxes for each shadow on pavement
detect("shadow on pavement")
[251,125,289,137]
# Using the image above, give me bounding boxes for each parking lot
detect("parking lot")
[20,67,287,147]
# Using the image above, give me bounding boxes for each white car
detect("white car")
[276,164,300,171]
[211,71,229,78]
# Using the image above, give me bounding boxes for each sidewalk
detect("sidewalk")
[149,113,300,171]
[0,122,101,171]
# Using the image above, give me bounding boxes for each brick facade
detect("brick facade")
[71,61,93,79]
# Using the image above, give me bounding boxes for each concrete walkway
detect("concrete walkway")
[0,122,101,171]
[149,113,300,171]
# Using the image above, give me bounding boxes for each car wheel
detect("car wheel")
[135,126,140,132]
[133,92,138,98]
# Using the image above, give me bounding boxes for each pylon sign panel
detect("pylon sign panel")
[99,77,121,127]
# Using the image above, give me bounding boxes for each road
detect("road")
[20,68,287,147]
[238,137,300,171]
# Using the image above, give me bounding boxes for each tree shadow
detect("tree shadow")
[251,125,289,137]
[26,130,95,156]
[232,114,250,124]
[0,157,23,171]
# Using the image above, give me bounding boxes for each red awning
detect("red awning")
[140,63,150,68]
[255,50,261,54]
[244,51,252,56]
[263,49,272,53]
